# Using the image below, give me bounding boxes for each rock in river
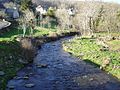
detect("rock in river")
[25,83,35,88]
[7,85,15,89]
[36,64,48,68]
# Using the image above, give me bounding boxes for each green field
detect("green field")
[0,26,57,41]
[107,40,120,51]
[0,40,24,89]
[63,37,120,79]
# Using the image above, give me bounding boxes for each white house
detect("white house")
[36,5,47,15]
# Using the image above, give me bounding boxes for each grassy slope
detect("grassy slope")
[0,25,77,89]
[107,40,120,51]
[63,37,120,79]
[0,26,56,90]
[0,40,24,89]
[95,32,120,51]
[0,27,55,41]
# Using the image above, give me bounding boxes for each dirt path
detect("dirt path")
[7,37,120,90]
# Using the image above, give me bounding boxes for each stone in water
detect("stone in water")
[36,64,48,68]
[25,83,35,88]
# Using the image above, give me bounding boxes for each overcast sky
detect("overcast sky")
[76,0,120,4]
[97,0,120,3]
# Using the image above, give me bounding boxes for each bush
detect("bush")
[48,32,58,38]
[0,10,6,19]
[20,37,36,63]
[47,7,55,17]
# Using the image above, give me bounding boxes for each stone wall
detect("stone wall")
[0,21,11,36]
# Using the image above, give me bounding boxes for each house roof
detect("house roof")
[0,4,5,9]
[0,0,11,9]
[36,5,47,14]
[0,0,11,3]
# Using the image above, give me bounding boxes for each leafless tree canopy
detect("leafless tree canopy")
[31,0,120,36]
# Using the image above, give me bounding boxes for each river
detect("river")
[7,37,120,90]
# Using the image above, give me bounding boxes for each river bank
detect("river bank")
[7,36,120,90]
[0,28,79,90]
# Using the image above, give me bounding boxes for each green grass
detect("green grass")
[106,40,120,51]
[0,26,56,41]
[34,27,57,37]
[95,32,120,37]
[95,32,120,51]
[0,40,24,90]
[0,24,78,89]
[63,37,120,79]
[0,26,57,90]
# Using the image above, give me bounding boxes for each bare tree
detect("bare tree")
[4,2,15,9]
[19,9,35,37]
[55,3,72,31]
[0,10,7,19]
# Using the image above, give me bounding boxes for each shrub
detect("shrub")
[0,10,6,19]
[20,37,36,63]
[48,32,58,38]
[47,7,55,17]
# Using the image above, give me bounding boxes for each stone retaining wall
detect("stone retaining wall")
[0,21,11,36]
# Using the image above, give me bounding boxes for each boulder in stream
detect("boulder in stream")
[36,64,48,68]
[25,83,35,88]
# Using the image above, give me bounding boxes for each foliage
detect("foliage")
[47,7,55,17]
[18,9,35,37]
[0,25,58,89]
[3,2,15,9]
[55,6,70,30]
[107,40,120,51]
[0,10,7,19]
[20,38,36,63]
[53,1,120,36]
[0,40,24,90]
[20,0,32,11]
[92,5,105,32]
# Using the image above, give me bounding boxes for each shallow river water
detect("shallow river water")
[7,37,120,90]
